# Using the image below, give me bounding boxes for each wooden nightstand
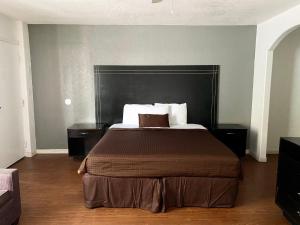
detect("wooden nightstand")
[211,124,247,158]
[67,123,108,157]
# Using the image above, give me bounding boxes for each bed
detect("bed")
[78,65,241,212]
[78,125,241,212]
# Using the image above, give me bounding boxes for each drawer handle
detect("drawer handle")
[226,132,236,135]
[80,132,88,135]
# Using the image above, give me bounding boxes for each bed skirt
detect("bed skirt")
[82,174,239,212]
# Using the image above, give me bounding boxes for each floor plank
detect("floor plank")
[12,154,288,225]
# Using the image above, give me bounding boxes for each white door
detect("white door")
[0,41,24,168]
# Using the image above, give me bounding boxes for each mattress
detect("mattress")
[78,128,241,178]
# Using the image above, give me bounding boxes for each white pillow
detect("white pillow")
[139,105,169,115]
[155,103,187,125]
[122,104,170,125]
[122,104,152,125]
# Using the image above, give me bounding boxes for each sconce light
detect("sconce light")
[65,98,72,106]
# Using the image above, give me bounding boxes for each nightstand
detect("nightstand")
[211,124,247,158]
[67,123,108,157]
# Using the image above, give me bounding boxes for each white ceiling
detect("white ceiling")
[0,0,300,25]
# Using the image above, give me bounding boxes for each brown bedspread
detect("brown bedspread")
[78,128,241,178]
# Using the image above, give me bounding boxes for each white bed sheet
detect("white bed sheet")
[109,123,207,130]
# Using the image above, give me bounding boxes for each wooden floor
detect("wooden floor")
[12,154,288,225]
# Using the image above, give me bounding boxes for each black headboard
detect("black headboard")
[94,65,219,128]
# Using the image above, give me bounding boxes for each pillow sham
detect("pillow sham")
[123,104,170,125]
[139,114,170,128]
[154,103,187,125]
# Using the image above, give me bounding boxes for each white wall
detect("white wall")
[0,13,23,167]
[267,28,300,152]
[0,13,35,167]
[250,4,300,162]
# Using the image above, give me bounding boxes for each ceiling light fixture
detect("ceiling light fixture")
[152,0,162,3]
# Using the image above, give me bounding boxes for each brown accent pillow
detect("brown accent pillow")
[138,114,170,128]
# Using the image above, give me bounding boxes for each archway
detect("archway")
[249,4,300,162]
[267,28,300,154]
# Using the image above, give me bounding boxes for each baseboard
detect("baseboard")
[267,149,279,154]
[247,150,267,162]
[36,149,68,154]
[25,151,37,157]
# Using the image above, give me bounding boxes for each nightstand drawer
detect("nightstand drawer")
[213,130,245,139]
[211,126,247,158]
[68,129,102,138]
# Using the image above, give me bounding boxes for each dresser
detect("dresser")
[211,124,247,158]
[276,137,300,225]
[67,123,108,157]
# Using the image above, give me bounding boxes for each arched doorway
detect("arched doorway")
[267,28,300,154]
[252,25,300,162]
[249,6,300,162]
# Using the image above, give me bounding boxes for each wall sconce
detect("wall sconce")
[65,98,72,106]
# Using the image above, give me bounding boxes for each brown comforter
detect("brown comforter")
[78,128,241,178]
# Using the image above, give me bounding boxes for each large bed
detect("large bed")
[78,65,241,212]
[79,127,241,212]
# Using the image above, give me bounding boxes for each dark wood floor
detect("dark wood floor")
[12,154,288,225]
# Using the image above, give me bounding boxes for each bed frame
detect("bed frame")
[81,65,239,212]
